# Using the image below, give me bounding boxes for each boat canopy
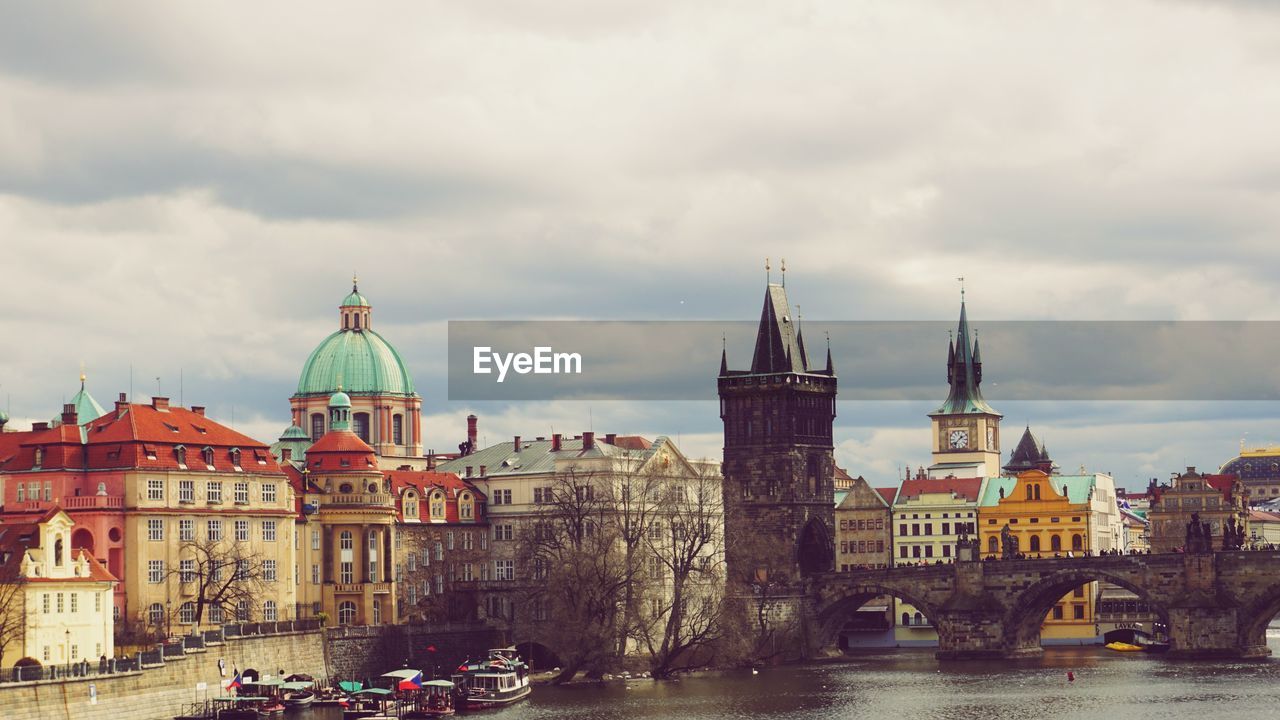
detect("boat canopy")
[380,669,423,680]
[355,687,394,696]
[282,682,313,690]
[338,681,364,692]
[247,679,284,686]
[424,680,455,688]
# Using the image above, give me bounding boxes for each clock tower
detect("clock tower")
[927,293,1002,478]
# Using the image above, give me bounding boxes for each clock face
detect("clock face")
[949,429,969,449]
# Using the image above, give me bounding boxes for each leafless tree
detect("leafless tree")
[0,560,26,666]
[166,536,268,628]
[719,524,802,666]
[634,468,727,678]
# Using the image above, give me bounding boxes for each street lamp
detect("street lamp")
[65,628,71,668]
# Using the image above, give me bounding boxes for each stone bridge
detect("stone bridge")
[809,551,1280,660]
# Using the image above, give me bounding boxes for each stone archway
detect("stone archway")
[1003,569,1167,653]
[514,641,563,671]
[797,518,833,575]
[1234,583,1280,653]
[814,583,942,651]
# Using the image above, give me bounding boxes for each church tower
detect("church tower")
[720,278,837,586]
[927,292,1002,478]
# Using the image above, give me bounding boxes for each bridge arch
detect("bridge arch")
[1003,567,1167,651]
[514,640,563,671]
[814,582,942,651]
[797,518,834,575]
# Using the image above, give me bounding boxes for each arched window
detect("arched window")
[310,413,325,441]
[430,491,446,521]
[1026,484,1034,500]
[263,601,277,622]
[1029,535,1041,552]
[148,603,165,626]
[1071,534,1083,551]
[354,313,362,330]
[179,602,196,624]
[353,412,370,442]
[913,611,923,625]
[201,446,215,468]
[237,600,250,622]
[902,612,910,626]
[988,536,998,554]
[393,415,404,446]
[338,601,357,625]
[404,492,419,519]
[1034,485,1041,500]
[459,492,474,521]
[1050,535,1062,552]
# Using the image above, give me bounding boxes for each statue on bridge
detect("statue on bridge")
[1185,512,1216,554]
[1000,523,1019,559]
[1222,519,1245,551]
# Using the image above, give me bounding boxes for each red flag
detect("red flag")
[427,645,437,652]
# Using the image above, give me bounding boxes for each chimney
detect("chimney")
[61,403,78,426]
[480,465,487,477]
[513,435,521,449]
[151,396,170,411]
[466,414,478,451]
[191,406,206,416]
[551,433,562,451]
[605,433,617,445]
[583,431,595,451]
[116,393,129,418]
[33,421,50,431]
[281,448,292,461]
[465,466,473,478]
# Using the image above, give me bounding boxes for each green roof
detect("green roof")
[341,290,370,307]
[295,329,415,397]
[68,380,107,424]
[980,474,1100,507]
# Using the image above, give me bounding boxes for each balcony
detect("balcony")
[9,496,124,512]
[332,581,393,595]
[324,493,395,508]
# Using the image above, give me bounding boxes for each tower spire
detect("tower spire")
[720,335,729,376]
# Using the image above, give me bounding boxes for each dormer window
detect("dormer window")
[163,422,180,433]
[175,445,188,470]
[430,490,446,522]
[229,448,242,471]
[459,492,474,521]
[202,447,215,470]
[144,445,158,461]
[34,448,43,468]
[404,492,419,519]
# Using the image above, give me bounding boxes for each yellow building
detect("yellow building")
[978,469,1122,643]
[0,508,116,668]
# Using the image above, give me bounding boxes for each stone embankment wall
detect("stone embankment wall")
[326,623,501,681]
[0,630,326,720]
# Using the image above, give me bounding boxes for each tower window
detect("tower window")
[393,415,404,445]
[311,413,325,441]
[353,413,370,443]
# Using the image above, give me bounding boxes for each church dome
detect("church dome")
[295,283,416,398]
[1220,449,1280,482]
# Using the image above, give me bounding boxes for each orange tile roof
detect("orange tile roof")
[897,477,984,503]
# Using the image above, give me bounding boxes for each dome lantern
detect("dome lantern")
[340,274,372,332]
[329,390,352,431]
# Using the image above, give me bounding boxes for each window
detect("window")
[207,519,223,542]
[234,482,249,504]
[147,479,164,501]
[207,481,222,504]
[179,519,195,541]
[368,533,380,581]
[493,489,512,505]
[404,494,419,519]
[180,559,196,583]
[435,574,444,594]
[460,493,474,520]
[447,531,455,550]
[175,446,187,469]
[261,483,277,504]
[70,593,78,612]
[236,600,250,622]
[1052,605,1064,620]
[149,603,165,626]
[1073,605,1085,620]
[264,600,278,622]
[1051,535,1062,552]
[234,520,249,541]
[209,604,224,624]
[340,561,354,584]
[495,560,515,581]
[494,524,513,541]
[95,593,101,613]
[1029,536,1041,552]
[534,487,552,504]
[312,530,320,550]
[463,532,473,550]
[1072,534,1083,551]
[202,447,215,469]
[393,415,404,445]
[462,563,474,581]
[179,602,196,624]
[264,560,277,583]
[353,412,370,442]
[148,560,165,583]
[229,448,242,470]
[148,518,164,542]
[179,480,194,503]
[16,484,23,502]
[311,413,325,441]
[262,520,277,542]
[43,646,51,662]
[434,541,443,561]
[430,491,446,520]
[338,601,357,625]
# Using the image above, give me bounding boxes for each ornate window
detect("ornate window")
[459,492,474,521]
[338,601,357,626]
[430,491,446,521]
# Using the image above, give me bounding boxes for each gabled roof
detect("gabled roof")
[980,473,1101,507]
[876,487,898,506]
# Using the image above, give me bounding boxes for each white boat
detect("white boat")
[451,648,532,710]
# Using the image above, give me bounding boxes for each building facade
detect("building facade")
[0,509,117,669]
[1146,467,1249,553]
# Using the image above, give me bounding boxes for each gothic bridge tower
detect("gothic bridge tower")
[719,279,837,587]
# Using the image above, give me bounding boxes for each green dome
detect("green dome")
[280,424,310,440]
[296,330,416,397]
[329,390,352,407]
[342,290,369,307]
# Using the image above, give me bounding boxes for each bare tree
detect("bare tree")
[520,468,633,683]
[167,536,268,627]
[605,464,665,660]
[719,524,802,666]
[634,468,727,678]
[0,561,26,666]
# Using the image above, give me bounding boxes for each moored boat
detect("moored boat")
[1105,641,1144,652]
[451,648,531,710]
[402,679,458,718]
[281,682,316,709]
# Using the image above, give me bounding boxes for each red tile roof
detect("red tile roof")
[387,470,487,524]
[876,487,898,506]
[303,430,377,470]
[608,436,652,451]
[896,477,984,503]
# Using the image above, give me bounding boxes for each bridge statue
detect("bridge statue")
[1000,523,1019,560]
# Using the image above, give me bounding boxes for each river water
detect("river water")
[303,637,1280,720]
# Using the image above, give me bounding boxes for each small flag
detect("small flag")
[228,672,242,691]
[427,645,438,652]
[398,671,423,691]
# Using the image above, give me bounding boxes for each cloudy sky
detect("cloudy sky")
[3,1,1280,489]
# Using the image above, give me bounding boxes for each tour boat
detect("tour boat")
[402,679,460,718]
[281,681,316,709]
[451,648,532,710]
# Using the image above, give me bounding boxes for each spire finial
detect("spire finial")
[765,257,771,284]
[781,257,786,287]
[957,276,965,300]
[79,361,86,387]
[352,272,359,293]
